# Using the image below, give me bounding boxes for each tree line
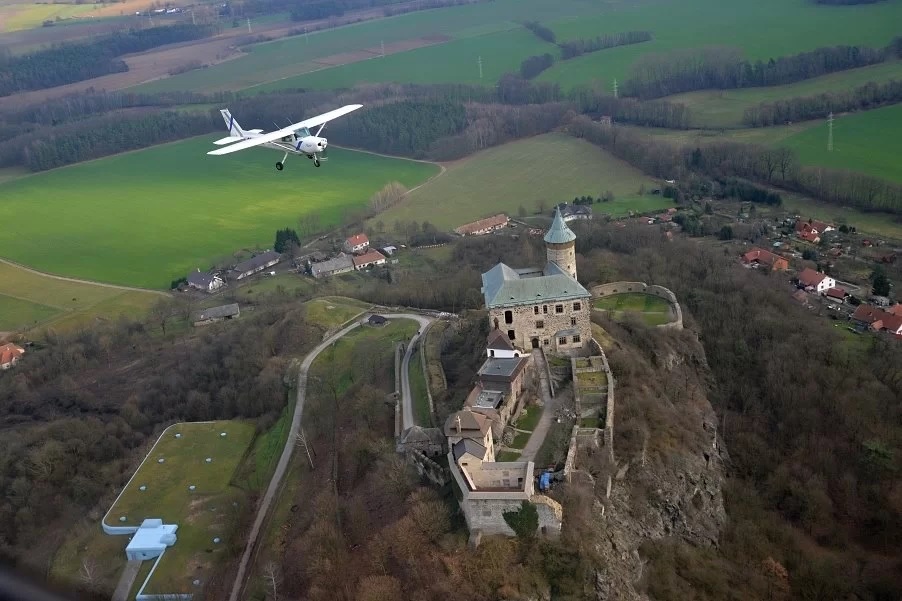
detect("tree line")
[0,23,218,97]
[518,27,652,80]
[622,43,894,99]
[742,78,902,126]
[567,115,902,214]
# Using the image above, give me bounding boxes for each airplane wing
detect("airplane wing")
[289,104,363,130]
[207,127,296,156]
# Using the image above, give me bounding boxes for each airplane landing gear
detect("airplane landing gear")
[276,152,289,171]
[314,157,321,167]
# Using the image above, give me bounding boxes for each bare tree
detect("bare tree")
[79,558,99,589]
[263,561,282,601]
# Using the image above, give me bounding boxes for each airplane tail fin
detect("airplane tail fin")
[220,109,246,137]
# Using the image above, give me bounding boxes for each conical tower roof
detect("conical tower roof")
[544,207,576,244]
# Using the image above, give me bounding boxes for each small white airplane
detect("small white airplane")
[207,104,363,171]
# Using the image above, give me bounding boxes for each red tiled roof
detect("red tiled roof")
[851,305,902,333]
[825,287,846,299]
[798,268,828,288]
[852,304,883,324]
[742,248,788,269]
[886,304,902,317]
[799,231,820,243]
[454,214,509,236]
[345,233,369,247]
[0,343,25,367]
[352,249,386,267]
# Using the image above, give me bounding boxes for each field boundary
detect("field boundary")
[0,257,169,296]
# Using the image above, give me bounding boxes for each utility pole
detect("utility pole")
[827,111,834,152]
[478,55,483,79]
[247,16,251,33]
[613,78,618,98]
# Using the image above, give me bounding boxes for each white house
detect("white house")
[343,233,369,254]
[486,329,521,358]
[125,519,178,561]
[186,269,224,293]
[352,249,386,270]
[798,267,836,294]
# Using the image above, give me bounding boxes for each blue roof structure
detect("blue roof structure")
[544,207,577,244]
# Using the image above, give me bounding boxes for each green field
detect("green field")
[538,0,902,91]
[593,292,675,326]
[105,420,256,595]
[130,0,601,93]
[251,28,557,92]
[236,272,314,301]
[375,133,665,231]
[666,61,902,129]
[0,261,160,334]
[0,137,437,288]
[304,296,370,328]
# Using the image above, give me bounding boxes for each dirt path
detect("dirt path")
[0,257,168,296]
[228,310,429,601]
[333,145,448,195]
[520,350,561,463]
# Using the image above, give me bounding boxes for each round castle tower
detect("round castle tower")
[544,207,577,279]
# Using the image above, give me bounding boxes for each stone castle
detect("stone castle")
[481,208,591,355]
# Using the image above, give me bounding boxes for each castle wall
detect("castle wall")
[489,300,591,355]
[590,281,683,330]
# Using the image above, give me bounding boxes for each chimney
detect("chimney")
[456,414,461,435]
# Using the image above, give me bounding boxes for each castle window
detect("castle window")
[543,339,549,346]
[508,330,515,340]
[573,302,582,311]
[555,304,563,313]
[543,305,548,314]
[573,335,581,343]
[534,306,539,315]
[536,320,544,329]
[504,310,513,324]
[558,337,567,345]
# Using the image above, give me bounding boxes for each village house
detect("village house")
[230,251,281,281]
[454,214,510,236]
[555,203,593,222]
[352,249,387,270]
[797,267,836,294]
[481,208,591,355]
[444,410,494,460]
[742,247,789,271]
[0,343,25,370]
[193,303,240,327]
[796,219,835,237]
[824,287,847,302]
[851,305,902,335]
[343,233,370,254]
[186,268,224,293]
[310,253,354,278]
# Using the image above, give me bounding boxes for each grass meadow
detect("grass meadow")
[0,136,437,288]
[375,133,664,231]
[104,420,256,595]
[666,60,902,129]
[593,292,675,327]
[131,0,600,93]
[0,261,160,334]
[304,296,371,329]
[538,0,902,91]
[0,2,97,32]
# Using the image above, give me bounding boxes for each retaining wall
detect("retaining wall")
[590,281,683,330]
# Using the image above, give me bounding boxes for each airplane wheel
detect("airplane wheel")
[276,162,284,171]
[314,159,321,167]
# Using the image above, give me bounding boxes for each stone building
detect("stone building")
[481,208,591,355]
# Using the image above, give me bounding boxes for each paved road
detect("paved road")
[392,314,434,430]
[520,350,560,463]
[228,312,429,601]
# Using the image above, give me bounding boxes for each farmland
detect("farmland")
[376,133,665,231]
[0,137,438,288]
[666,60,902,129]
[131,0,601,93]
[0,261,160,334]
[103,420,256,596]
[538,0,902,91]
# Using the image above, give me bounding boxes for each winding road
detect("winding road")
[228,311,432,601]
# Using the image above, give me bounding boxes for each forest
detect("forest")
[0,24,218,96]
[742,79,902,126]
[622,43,896,99]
